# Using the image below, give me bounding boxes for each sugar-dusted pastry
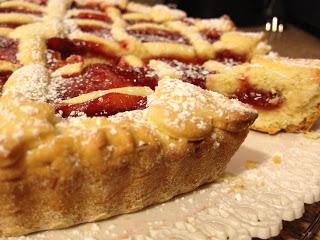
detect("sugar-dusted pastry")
[0,0,259,236]
[0,71,257,236]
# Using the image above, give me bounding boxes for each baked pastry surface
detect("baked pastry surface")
[0,0,317,236]
[0,79,256,236]
[0,0,260,236]
[205,56,320,134]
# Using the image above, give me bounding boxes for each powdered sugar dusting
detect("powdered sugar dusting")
[147,79,210,132]
[2,64,49,101]
[150,78,255,121]
[145,78,256,139]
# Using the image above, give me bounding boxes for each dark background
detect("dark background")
[164,0,320,37]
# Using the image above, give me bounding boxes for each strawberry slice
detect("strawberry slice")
[56,93,147,117]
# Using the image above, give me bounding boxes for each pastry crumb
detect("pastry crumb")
[272,155,282,165]
[227,182,246,193]
[245,159,258,169]
[217,172,236,182]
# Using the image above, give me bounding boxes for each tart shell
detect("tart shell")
[0,128,249,236]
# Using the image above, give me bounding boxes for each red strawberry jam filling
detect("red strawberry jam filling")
[215,50,247,65]
[78,25,112,38]
[48,37,108,59]
[47,37,119,70]
[72,12,112,23]
[47,50,84,71]
[26,0,47,5]
[51,63,157,117]
[127,28,190,44]
[0,22,24,28]
[52,63,158,100]
[0,36,18,64]
[0,7,43,16]
[163,59,209,89]
[125,19,155,25]
[232,79,284,110]
[0,71,12,93]
[200,28,221,43]
[56,93,147,117]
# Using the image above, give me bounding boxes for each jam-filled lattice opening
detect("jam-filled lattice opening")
[78,25,112,38]
[0,22,24,28]
[200,28,221,44]
[47,37,119,70]
[51,63,158,99]
[56,92,147,117]
[0,36,19,64]
[0,7,43,16]
[125,19,155,25]
[71,11,113,23]
[49,61,158,117]
[215,50,247,65]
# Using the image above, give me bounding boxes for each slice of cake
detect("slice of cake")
[205,55,320,134]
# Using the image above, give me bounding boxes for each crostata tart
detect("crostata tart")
[0,0,318,237]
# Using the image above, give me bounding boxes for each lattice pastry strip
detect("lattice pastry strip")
[0,0,71,95]
[126,2,186,23]
[0,0,43,30]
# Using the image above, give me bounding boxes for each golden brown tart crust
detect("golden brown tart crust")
[0,78,257,236]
